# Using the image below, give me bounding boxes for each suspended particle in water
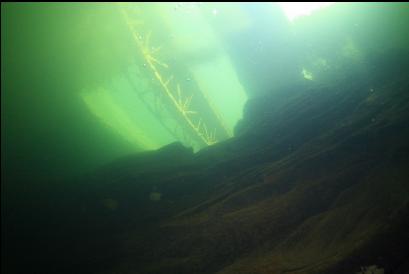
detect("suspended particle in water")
[302,68,313,80]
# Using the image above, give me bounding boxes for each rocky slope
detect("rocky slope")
[82,55,409,273]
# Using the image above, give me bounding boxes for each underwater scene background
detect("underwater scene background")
[2,2,409,274]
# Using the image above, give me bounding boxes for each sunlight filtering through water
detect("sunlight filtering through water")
[278,2,335,22]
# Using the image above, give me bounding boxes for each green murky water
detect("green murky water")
[3,3,408,182]
[2,3,409,273]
